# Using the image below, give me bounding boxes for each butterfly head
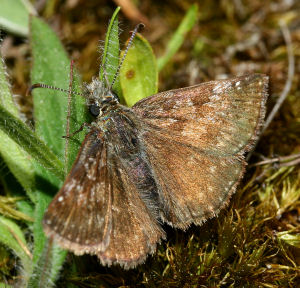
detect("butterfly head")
[84,78,119,117]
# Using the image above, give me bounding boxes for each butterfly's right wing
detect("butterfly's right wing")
[43,131,164,268]
[132,74,268,229]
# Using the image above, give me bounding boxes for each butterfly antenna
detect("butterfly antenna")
[27,83,82,97]
[110,23,145,90]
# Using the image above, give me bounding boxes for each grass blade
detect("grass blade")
[99,7,121,96]
[0,0,36,36]
[157,4,198,71]
[0,48,35,199]
[0,216,32,285]
[0,106,64,180]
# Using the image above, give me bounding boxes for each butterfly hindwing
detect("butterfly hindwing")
[139,133,245,228]
[97,153,164,269]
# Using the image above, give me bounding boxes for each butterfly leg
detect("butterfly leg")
[62,122,92,139]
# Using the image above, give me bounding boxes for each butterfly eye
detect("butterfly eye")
[89,104,100,117]
[131,137,137,146]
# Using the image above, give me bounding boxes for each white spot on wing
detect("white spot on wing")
[210,166,216,173]
[210,94,221,101]
[186,98,194,107]
[213,81,232,94]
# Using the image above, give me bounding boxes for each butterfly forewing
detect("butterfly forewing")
[133,74,268,228]
[43,131,112,254]
[133,74,268,156]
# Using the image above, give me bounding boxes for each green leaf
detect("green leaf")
[0,0,36,36]
[99,7,122,97]
[0,106,64,181]
[27,192,67,288]
[157,4,198,71]
[28,242,67,288]
[30,16,85,162]
[0,54,19,117]
[0,284,13,288]
[120,33,158,107]
[64,65,87,174]
[0,49,35,199]
[0,216,32,282]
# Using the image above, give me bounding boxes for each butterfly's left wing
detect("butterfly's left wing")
[43,130,164,268]
[132,74,268,229]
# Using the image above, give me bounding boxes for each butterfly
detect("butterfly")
[42,73,268,269]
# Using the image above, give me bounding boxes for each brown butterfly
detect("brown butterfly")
[42,72,268,269]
